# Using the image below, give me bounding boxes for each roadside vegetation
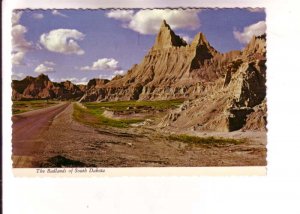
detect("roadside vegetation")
[83,99,184,112]
[12,100,59,114]
[168,134,245,147]
[73,103,143,128]
[73,99,184,128]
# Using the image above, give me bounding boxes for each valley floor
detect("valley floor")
[12,102,267,168]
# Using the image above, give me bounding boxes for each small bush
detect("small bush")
[12,100,59,114]
[168,134,245,146]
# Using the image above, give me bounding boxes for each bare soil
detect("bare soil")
[12,103,267,168]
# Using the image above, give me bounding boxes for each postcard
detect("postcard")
[5,1,267,176]
[4,1,300,214]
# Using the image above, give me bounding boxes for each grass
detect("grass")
[74,99,185,128]
[73,103,144,128]
[168,134,245,147]
[12,100,59,114]
[83,99,184,112]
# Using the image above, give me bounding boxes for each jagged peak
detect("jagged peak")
[152,20,187,50]
[247,33,266,46]
[36,73,50,81]
[24,75,34,80]
[87,78,110,89]
[160,19,169,28]
[62,80,74,86]
[242,33,266,56]
[191,32,209,46]
[191,32,218,54]
[37,73,48,77]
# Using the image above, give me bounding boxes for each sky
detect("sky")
[12,8,266,84]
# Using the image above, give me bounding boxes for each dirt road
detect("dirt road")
[12,102,70,167]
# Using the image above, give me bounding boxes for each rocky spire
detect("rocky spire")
[191,32,218,55]
[242,34,266,58]
[36,73,50,81]
[189,32,219,69]
[152,20,187,50]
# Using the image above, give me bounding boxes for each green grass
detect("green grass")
[73,103,144,128]
[12,100,59,114]
[168,134,245,146]
[74,99,184,128]
[83,99,184,112]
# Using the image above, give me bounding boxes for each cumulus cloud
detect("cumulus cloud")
[113,70,126,75]
[97,74,113,80]
[12,72,26,80]
[52,10,68,17]
[80,58,120,71]
[34,63,55,74]
[12,52,26,66]
[12,11,33,65]
[12,11,23,25]
[80,58,126,80]
[106,9,200,35]
[106,10,134,21]
[178,34,193,43]
[12,24,32,50]
[97,70,127,80]
[60,77,88,85]
[32,13,44,19]
[44,61,56,66]
[40,29,85,55]
[247,8,265,13]
[233,21,266,44]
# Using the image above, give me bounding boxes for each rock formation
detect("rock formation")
[79,20,222,102]
[12,20,267,131]
[12,74,86,100]
[159,34,267,132]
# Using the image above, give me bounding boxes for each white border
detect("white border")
[3,0,300,213]
[13,167,266,177]
[6,0,267,9]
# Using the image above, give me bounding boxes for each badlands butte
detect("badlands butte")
[12,20,267,167]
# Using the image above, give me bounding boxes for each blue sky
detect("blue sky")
[12,9,266,84]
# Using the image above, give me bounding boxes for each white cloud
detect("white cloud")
[32,13,44,19]
[52,10,68,18]
[60,77,88,85]
[40,29,85,55]
[247,8,265,13]
[113,70,127,76]
[12,24,32,50]
[96,70,127,81]
[12,11,33,65]
[106,9,200,35]
[80,58,120,71]
[44,61,56,66]
[12,52,26,66]
[106,10,134,21]
[34,63,55,74]
[98,74,114,80]
[12,72,26,80]
[233,21,266,44]
[12,11,23,25]
[178,34,193,44]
